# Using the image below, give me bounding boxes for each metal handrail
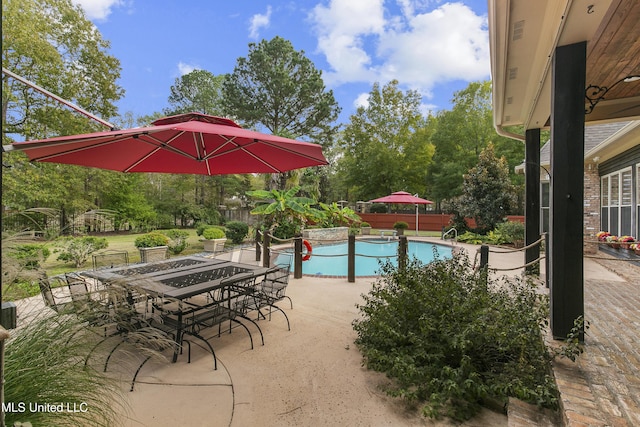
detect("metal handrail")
[442,227,458,242]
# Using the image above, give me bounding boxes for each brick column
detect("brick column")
[583,161,600,254]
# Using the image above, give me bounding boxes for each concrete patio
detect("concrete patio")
[9,239,640,426]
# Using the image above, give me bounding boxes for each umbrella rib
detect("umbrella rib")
[202,137,326,171]
[191,131,212,175]
[253,138,327,163]
[122,132,200,172]
[23,135,132,161]
[204,137,280,173]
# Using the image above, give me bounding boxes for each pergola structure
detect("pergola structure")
[488,0,640,339]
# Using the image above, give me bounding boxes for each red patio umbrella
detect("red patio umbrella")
[5,112,328,175]
[370,191,433,235]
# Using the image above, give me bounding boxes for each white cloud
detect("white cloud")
[249,6,273,39]
[309,0,490,102]
[71,0,125,21]
[353,92,370,109]
[311,0,385,85]
[177,62,198,76]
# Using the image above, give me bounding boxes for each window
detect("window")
[637,165,640,239]
[541,182,549,233]
[601,168,633,236]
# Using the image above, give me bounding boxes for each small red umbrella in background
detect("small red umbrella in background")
[370,191,433,235]
[6,112,328,175]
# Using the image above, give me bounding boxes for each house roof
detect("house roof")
[516,121,639,172]
[489,0,640,134]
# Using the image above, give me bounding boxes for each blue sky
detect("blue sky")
[73,0,490,125]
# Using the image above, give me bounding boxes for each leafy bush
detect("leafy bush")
[361,222,371,227]
[353,252,578,421]
[55,236,108,268]
[225,221,249,244]
[495,221,525,243]
[202,227,226,240]
[3,279,40,301]
[457,231,485,244]
[7,243,51,270]
[195,223,225,236]
[485,230,510,245]
[393,221,409,229]
[134,232,169,248]
[369,203,388,213]
[272,219,299,240]
[162,229,189,254]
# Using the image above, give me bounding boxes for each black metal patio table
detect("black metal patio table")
[81,256,271,363]
[81,256,227,282]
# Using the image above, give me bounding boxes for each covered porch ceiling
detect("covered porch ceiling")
[489,0,640,132]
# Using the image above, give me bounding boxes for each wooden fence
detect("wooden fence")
[359,213,525,232]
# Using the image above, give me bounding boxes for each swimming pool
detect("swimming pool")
[277,239,453,277]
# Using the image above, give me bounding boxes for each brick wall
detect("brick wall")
[584,162,600,254]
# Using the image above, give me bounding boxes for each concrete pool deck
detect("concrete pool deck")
[9,237,640,426]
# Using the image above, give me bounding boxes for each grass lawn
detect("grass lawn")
[42,229,207,276]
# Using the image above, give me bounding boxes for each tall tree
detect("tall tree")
[427,81,523,207]
[336,80,434,202]
[223,36,340,139]
[223,36,340,191]
[2,0,124,231]
[2,0,123,140]
[458,143,516,232]
[165,70,227,116]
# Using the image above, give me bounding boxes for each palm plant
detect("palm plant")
[246,186,320,237]
[318,202,362,228]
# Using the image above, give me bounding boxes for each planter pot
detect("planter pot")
[610,243,621,249]
[138,246,168,263]
[202,238,227,253]
[395,228,405,236]
[635,249,640,256]
[361,227,371,235]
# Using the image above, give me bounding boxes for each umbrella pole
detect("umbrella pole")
[2,68,116,130]
[415,205,419,236]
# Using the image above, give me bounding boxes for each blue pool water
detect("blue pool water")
[277,240,452,277]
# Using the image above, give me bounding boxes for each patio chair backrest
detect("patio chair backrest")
[38,278,57,310]
[270,250,293,269]
[38,275,70,313]
[238,248,260,266]
[261,264,291,300]
[65,273,90,302]
[92,250,129,270]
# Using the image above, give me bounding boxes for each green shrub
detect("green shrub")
[202,227,226,240]
[457,231,485,244]
[55,236,108,268]
[369,203,388,213]
[7,243,51,270]
[485,229,509,245]
[361,222,371,227]
[353,252,578,421]
[393,221,409,229]
[3,279,40,301]
[272,219,299,240]
[195,223,225,236]
[225,221,249,244]
[134,232,169,248]
[495,221,525,243]
[162,229,189,254]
